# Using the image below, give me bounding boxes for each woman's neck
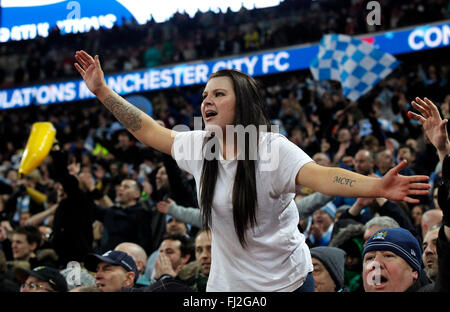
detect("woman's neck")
[220,135,238,160]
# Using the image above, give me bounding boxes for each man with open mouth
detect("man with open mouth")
[362,227,427,292]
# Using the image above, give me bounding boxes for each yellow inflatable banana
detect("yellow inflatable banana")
[26,187,47,204]
[18,122,56,177]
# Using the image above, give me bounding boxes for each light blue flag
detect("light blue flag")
[309,34,400,101]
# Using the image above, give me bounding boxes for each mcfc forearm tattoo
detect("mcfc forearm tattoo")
[333,176,356,187]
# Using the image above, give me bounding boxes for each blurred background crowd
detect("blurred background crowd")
[0,0,449,88]
[0,0,450,293]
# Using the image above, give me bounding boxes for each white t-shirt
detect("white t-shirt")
[171,130,314,292]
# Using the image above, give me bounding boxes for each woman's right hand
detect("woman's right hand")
[74,50,108,96]
[74,51,176,155]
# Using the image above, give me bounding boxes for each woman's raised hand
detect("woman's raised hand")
[74,50,107,96]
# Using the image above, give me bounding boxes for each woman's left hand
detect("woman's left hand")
[378,160,430,203]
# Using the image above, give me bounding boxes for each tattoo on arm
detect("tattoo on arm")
[103,95,142,132]
[333,176,356,187]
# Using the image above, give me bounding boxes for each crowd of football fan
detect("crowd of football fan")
[1,0,450,293]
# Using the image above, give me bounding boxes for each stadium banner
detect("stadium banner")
[1,20,449,110]
[0,0,284,41]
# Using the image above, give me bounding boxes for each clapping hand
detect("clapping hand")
[409,97,450,161]
[154,253,177,280]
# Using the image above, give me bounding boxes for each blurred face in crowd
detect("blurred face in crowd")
[80,165,91,175]
[376,150,394,174]
[363,225,382,245]
[166,217,188,235]
[397,147,409,163]
[313,153,331,167]
[421,209,443,237]
[422,227,439,281]
[341,155,354,169]
[116,179,140,206]
[155,166,169,190]
[120,163,130,176]
[289,128,303,146]
[160,239,189,272]
[94,262,134,292]
[397,147,415,166]
[312,257,336,292]
[195,231,212,276]
[55,182,66,201]
[363,250,418,292]
[20,276,54,293]
[118,132,130,148]
[433,187,440,210]
[115,243,147,275]
[6,170,18,184]
[337,128,351,144]
[406,139,418,153]
[363,137,380,154]
[321,138,330,153]
[354,150,373,176]
[25,176,37,188]
[201,76,236,132]
[39,225,52,243]
[110,163,119,174]
[312,210,333,232]
[94,164,106,179]
[19,212,31,227]
[411,205,423,227]
[12,233,36,261]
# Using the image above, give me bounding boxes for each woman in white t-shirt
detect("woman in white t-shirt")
[74,50,430,292]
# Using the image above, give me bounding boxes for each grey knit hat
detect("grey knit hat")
[310,246,346,291]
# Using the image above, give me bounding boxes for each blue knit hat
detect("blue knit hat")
[363,228,422,273]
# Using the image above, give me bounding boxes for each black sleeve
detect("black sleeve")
[0,180,13,195]
[338,208,363,223]
[162,154,197,208]
[95,136,117,157]
[49,150,80,197]
[368,116,386,146]
[0,239,13,261]
[1,185,26,222]
[87,189,104,201]
[399,109,422,139]
[435,226,450,292]
[136,208,153,255]
[93,205,106,222]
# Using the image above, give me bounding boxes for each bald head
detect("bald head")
[375,149,394,175]
[115,242,148,274]
[421,210,443,237]
[313,153,331,167]
[354,149,374,175]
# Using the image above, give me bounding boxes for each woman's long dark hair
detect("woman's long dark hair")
[200,69,270,248]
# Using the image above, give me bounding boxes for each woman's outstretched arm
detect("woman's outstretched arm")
[296,161,430,204]
[74,50,176,155]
